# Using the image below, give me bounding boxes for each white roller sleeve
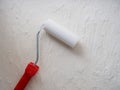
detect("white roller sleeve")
[43,19,79,48]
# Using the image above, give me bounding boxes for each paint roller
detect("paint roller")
[14,19,79,90]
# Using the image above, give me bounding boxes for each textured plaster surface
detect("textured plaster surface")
[0,0,120,90]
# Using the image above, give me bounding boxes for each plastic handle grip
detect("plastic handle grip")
[14,62,39,90]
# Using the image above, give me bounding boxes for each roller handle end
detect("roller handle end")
[14,62,39,90]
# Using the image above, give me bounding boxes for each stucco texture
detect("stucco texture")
[0,0,120,90]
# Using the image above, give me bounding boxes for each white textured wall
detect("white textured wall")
[0,0,120,90]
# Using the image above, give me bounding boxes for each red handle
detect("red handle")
[14,62,39,90]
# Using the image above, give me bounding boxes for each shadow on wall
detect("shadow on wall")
[43,31,89,60]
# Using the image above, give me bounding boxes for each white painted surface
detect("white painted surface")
[0,0,120,90]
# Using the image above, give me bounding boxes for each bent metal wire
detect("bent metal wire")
[35,25,45,64]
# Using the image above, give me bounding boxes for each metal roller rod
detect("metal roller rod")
[35,25,45,64]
